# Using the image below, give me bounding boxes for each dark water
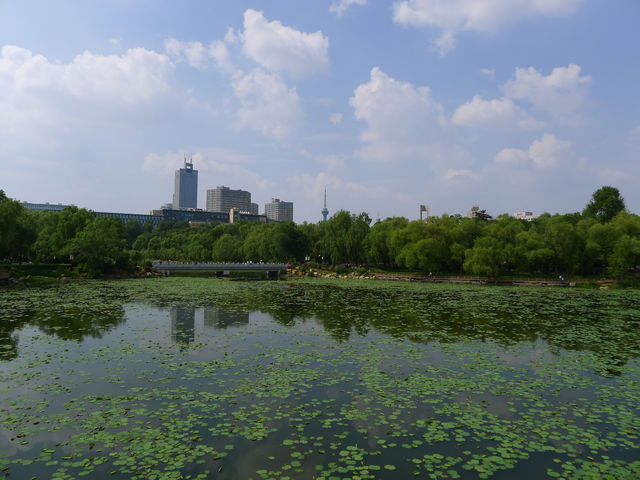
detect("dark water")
[1,279,639,479]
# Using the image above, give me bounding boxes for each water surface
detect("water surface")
[1,278,639,479]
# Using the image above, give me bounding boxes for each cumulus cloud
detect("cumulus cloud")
[330,112,343,125]
[444,169,481,182]
[0,45,172,101]
[0,45,174,138]
[453,63,591,130]
[317,154,346,170]
[288,171,385,205]
[494,133,575,168]
[143,148,274,191]
[329,0,368,18]
[392,0,583,55]
[452,95,544,130]
[231,69,303,140]
[242,9,329,78]
[165,38,233,72]
[164,38,208,69]
[504,63,591,125]
[493,148,530,166]
[349,67,448,162]
[480,67,495,80]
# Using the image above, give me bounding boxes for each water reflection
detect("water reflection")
[204,308,249,330]
[1,282,639,375]
[0,301,125,361]
[170,307,195,345]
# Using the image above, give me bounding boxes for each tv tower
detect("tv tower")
[321,187,329,222]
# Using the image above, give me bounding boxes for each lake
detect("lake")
[1,278,639,479]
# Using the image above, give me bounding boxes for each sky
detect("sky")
[1,0,639,223]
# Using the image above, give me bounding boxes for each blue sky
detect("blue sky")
[1,0,639,222]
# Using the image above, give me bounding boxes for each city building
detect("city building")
[513,211,540,221]
[265,198,293,222]
[251,203,259,215]
[467,205,492,220]
[20,202,74,212]
[206,186,252,213]
[173,157,198,210]
[22,202,269,228]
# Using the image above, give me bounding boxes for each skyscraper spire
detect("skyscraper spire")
[321,187,329,222]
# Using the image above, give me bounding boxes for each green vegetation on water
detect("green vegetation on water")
[1,277,639,479]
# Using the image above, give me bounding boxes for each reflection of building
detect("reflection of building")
[170,307,195,344]
[206,186,252,213]
[173,158,198,210]
[265,198,293,222]
[204,308,249,329]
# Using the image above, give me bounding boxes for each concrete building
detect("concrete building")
[206,186,252,213]
[20,202,74,212]
[321,188,329,222]
[251,203,259,215]
[173,158,198,210]
[265,198,293,222]
[513,211,540,221]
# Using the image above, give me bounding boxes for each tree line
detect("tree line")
[1,186,639,277]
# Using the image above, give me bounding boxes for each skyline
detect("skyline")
[1,1,639,223]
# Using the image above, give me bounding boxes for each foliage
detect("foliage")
[583,185,626,222]
[2,186,640,278]
[65,217,130,275]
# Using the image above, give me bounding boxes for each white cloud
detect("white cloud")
[330,0,368,18]
[392,0,583,55]
[453,63,591,130]
[504,63,591,125]
[444,169,481,182]
[289,171,385,204]
[231,68,303,140]
[494,133,575,169]
[452,95,544,130]
[0,45,174,137]
[317,154,346,170]
[493,148,530,166]
[143,148,274,191]
[480,68,495,80]
[164,38,208,70]
[330,112,343,125]
[208,40,233,72]
[164,38,233,72]
[242,9,329,78]
[349,67,448,162]
[0,45,172,101]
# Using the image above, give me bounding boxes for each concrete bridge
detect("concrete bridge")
[152,261,288,280]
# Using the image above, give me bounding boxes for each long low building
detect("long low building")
[21,203,276,227]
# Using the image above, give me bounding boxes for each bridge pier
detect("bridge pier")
[267,270,280,280]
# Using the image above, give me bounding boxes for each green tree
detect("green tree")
[66,218,129,275]
[583,186,626,223]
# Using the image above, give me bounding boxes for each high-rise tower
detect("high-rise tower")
[321,188,329,222]
[173,156,198,210]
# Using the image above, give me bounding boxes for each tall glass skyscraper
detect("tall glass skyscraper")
[173,158,198,210]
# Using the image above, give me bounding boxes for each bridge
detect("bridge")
[152,262,288,280]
